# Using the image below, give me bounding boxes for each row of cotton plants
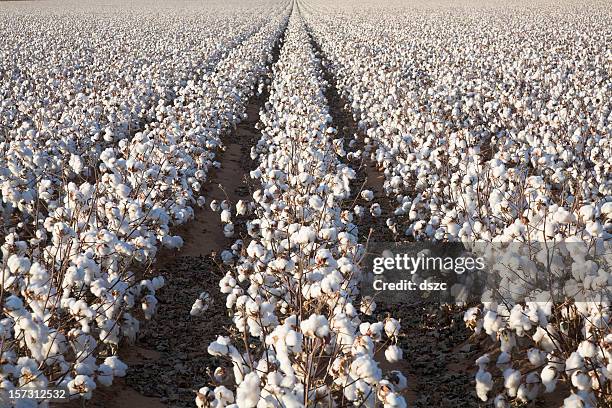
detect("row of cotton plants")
[0,1,271,234]
[301,0,611,406]
[197,9,407,408]
[0,2,291,405]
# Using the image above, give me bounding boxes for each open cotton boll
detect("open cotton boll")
[294,226,316,245]
[370,203,382,217]
[235,372,260,408]
[503,368,521,397]
[236,200,247,215]
[577,340,597,358]
[360,296,376,315]
[384,345,403,363]
[190,292,212,316]
[384,318,401,338]
[387,370,407,390]
[210,200,220,212]
[475,369,493,401]
[361,190,374,201]
[221,209,232,223]
[68,375,97,399]
[300,314,329,338]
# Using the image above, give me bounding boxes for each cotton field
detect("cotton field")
[0,0,610,407]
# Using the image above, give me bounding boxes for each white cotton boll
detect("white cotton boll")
[564,392,587,408]
[300,314,329,338]
[235,372,260,408]
[388,370,407,390]
[541,364,558,393]
[320,227,337,241]
[68,375,97,399]
[294,226,316,245]
[350,355,382,383]
[236,200,247,216]
[579,205,595,221]
[360,296,376,315]
[385,345,403,363]
[475,369,493,402]
[223,223,234,237]
[197,196,206,207]
[370,203,382,217]
[214,385,234,406]
[384,318,400,338]
[496,352,511,370]
[115,184,131,199]
[190,292,212,316]
[503,368,521,397]
[553,207,576,224]
[571,370,591,391]
[141,295,158,320]
[196,387,214,408]
[565,352,584,373]
[69,154,84,174]
[577,340,597,358]
[382,392,407,408]
[210,200,220,212]
[103,356,127,377]
[97,364,114,387]
[527,348,547,367]
[309,195,324,210]
[221,209,232,223]
[361,190,374,201]
[4,295,24,312]
[354,205,365,218]
[213,367,228,383]
[152,276,165,290]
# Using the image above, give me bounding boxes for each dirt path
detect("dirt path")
[307,28,481,408]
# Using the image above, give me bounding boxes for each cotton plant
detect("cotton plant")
[198,12,406,408]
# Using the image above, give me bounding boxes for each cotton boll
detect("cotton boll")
[577,340,597,359]
[384,318,400,338]
[475,369,493,402]
[563,392,587,408]
[541,364,559,393]
[300,314,329,338]
[190,292,212,316]
[235,372,260,408]
[68,375,97,399]
[527,348,547,367]
[387,370,407,390]
[503,368,521,397]
[384,345,403,363]
[361,190,374,201]
[360,296,376,315]
[141,295,158,320]
[370,203,382,217]
[236,200,247,216]
[196,387,214,408]
[210,200,220,212]
[221,209,232,223]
